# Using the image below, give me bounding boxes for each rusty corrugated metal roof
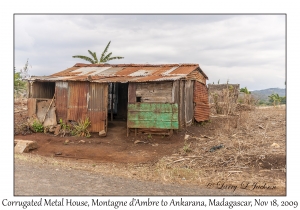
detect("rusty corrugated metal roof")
[30,63,208,83]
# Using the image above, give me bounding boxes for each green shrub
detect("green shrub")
[71,117,91,138]
[32,120,44,133]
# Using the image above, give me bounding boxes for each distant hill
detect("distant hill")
[251,88,286,102]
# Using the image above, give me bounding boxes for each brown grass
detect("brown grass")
[15,99,286,195]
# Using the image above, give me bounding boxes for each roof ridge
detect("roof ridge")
[74,63,199,67]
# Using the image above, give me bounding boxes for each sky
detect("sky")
[14,14,286,91]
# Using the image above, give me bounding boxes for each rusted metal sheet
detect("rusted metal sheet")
[55,81,68,121]
[30,63,208,84]
[127,103,179,129]
[88,83,108,132]
[169,65,197,75]
[30,82,55,99]
[194,81,210,122]
[185,80,194,126]
[186,69,207,84]
[67,82,89,121]
[27,98,37,117]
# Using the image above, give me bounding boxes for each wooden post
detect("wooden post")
[110,83,114,121]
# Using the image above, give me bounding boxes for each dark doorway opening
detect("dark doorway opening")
[108,82,128,121]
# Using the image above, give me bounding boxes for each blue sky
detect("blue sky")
[14,14,285,90]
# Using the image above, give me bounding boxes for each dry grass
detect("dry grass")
[15,104,286,195]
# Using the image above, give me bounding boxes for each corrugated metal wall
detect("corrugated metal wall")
[30,82,55,99]
[55,81,68,121]
[56,81,108,132]
[88,83,108,132]
[67,82,89,121]
[194,81,210,122]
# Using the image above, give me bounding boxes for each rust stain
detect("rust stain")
[87,83,108,132]
[67,82,89,121]
[55,81,68,121]
[170,65,198,75]
[31,63,208,84]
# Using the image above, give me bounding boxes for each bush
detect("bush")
[71,117,91,137]
[32,120,44,133]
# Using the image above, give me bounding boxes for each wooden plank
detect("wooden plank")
[135,82,173,103]
[185,80,194,126]
[128,120,178,129]
[128,83,136,103]
[127,103,179,129]
[27,98,37,118]
[179,80,185,128]
[141,96,172,103]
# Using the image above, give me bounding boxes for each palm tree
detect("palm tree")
[72,41,124,64]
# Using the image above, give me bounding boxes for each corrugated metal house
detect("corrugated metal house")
[28,63,210,136]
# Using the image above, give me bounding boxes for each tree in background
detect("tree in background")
[14,59,31,97]
[268,93,282,107]
[14,67,26,97]
[240,87,251,104]
[72,41,124,64]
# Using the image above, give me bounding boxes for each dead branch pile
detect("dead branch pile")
[157,107,286,185]
[209,84,239,115]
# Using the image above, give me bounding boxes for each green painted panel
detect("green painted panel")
[128,103,179,129]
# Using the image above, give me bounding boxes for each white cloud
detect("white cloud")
[14,14,285,89]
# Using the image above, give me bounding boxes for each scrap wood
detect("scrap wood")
[258,125,265,129]
[42,94,55,123]
[187,156,203,158]
[227,171,242,173]
[173,158,187,163]
[201,135,212,139]
[167,158,187,166]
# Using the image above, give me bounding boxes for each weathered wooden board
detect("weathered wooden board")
[128,83,137,103]
[127,103,179,129]
[185,80,194,126]
[36,99,57,126]
[27,98,37,118]
[179,80,185,128]
[135,82,173,103]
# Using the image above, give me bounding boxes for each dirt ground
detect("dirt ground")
[14,98,286,195]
